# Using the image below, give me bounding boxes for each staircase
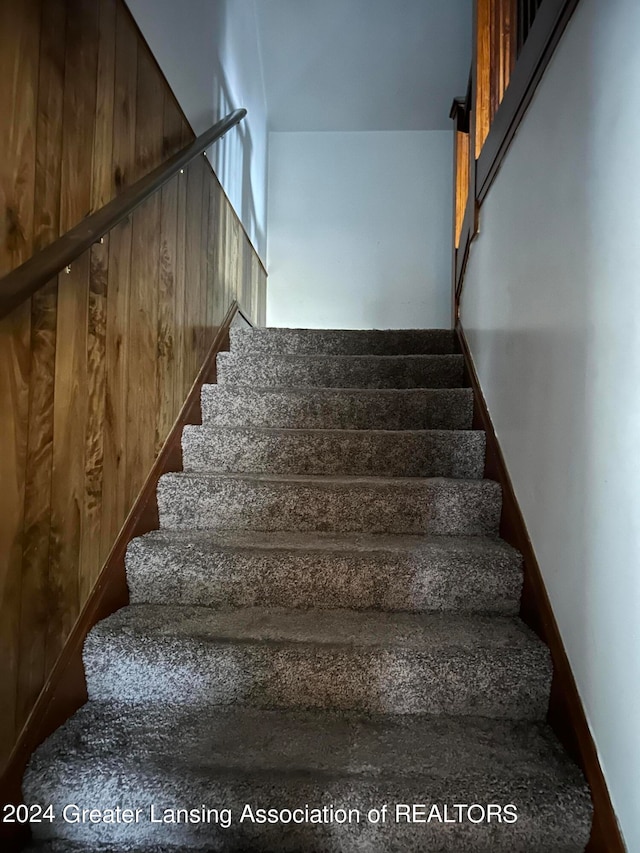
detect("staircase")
[23,327,592,852]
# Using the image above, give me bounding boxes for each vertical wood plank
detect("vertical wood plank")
[46,0,99,673]
[490,0,499,121]
[227,214,241,309]
[127,193,160,507]
[455,131,470,248]
[212,182,226,325]
[58,0,99,234]
[91,0,117,213]
[134,44,164,177]
[17,281,56,729]
[100,0,138,556]
[173,130,189,407]
[205,169,220,330]
[100,216,131,559]
[161,90,186,161]
[0,0,41,276]
[32,0,66,253]
[156,91,183,448]
[111,3,138,196]
[221,193,232,311]
[258,266,267,326]
[184,159,203,391]
[80,238,109,601]
[221,188,232,314]
[250,251,261,325]
[0,304,32,765]
[199,157,211,355]
[156,158,179,453]
[0,0,40,765]
[242,238,252,318]
[475,0,492,157]
[82,0,115,591]
[48,256,89,672]
[15,0,61,736]
[125,44,163,505]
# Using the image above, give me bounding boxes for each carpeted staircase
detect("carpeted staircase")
[23,327,592,852]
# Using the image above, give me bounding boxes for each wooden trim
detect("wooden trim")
[476,0,582,202]
[456,322,625,853]
[450,88,472,325]
[453,192,478,323]
[0,300,245,850]
[454,132,470,250]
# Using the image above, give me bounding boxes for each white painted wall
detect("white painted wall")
[461,0,640,846]
[267,131,452,328]
[125,0,268,259]
[254,0,472,132]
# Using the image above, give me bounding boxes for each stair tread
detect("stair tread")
[27,702,586,790]
[216,351,465,390]
[203,384,472,395]
[126,531,523,614]
[223,352,464,362]
[24,705,591,852]
[182,426,486,478]
[231,327,457,349]
[132,528,518,557]
[218,352,464,364]
[89,605,544,652]
[162,470,497,487]
[157,472,502,536]
[186,425,484,437]
[201,386,474,432]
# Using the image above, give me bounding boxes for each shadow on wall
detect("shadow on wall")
[207,0,265,256]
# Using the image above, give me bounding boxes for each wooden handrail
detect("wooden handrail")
[0,108,247,321]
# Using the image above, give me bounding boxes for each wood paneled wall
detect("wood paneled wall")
[0,0,266,771]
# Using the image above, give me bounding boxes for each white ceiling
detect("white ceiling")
[254,0,473,132]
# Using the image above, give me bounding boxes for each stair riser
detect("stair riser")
[25,776,589,852]
[216,353,465,389]
[126,540,523,614]
[230,326,459,355]
[157,475,502,536]
[84,639,551,719]
[201,387,474,431]
[182,427,486,478]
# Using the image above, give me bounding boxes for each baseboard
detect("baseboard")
[456,322,625,853]
[0,300,244,850]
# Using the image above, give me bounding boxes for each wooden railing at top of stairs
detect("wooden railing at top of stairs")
[449,0,582,322]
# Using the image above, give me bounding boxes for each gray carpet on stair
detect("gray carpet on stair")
[23,705,591,853]
[24,326,591,852]
[126,530,523,614]
[157,472,502,535]
[229,326,459,355]
[182,426,486,478]
[201,386,475,430]
[83,606,552,718]
[216,352,465,389]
